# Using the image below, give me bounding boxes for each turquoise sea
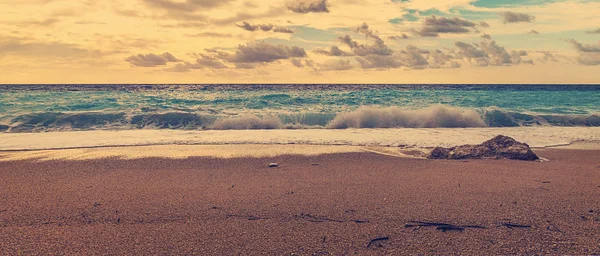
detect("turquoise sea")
[0,84,598,132]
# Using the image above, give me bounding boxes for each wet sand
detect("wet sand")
[1,148,599,255]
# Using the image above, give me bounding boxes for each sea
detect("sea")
[0,84,598,133]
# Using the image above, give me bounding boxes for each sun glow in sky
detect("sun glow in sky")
[1,0,599,84]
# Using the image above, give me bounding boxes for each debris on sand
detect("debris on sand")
[427,135,539,161]
[405,220,486,232]
[268,163,278,168]
[500,222,532,229]
[367,237,389,248]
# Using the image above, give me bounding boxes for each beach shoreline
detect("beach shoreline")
[1,146,599,254]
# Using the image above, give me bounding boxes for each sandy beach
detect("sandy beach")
[1,145,599,255]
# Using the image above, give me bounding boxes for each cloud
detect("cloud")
[287,0,329,13]
[586,28,600,34]
[236,22,273,32]
[455,40,523,66]
[527,29,539,34]
[236,22,294,33]
[502,12,535,24]
[166,54,228,72]
[356,22,381,41]
[274,27,294,33]
[319,59,354,71]
[397,45,430,69]
[567,39,600,66]
[291,58,304,67]
[338,34,393,56]
[388,34,409,40]
[536,50,562,63]
[567,39,600,52]
[290,58,314,68]
[481,33,492,39]
[125,52,180,67]
[429,50,460,69]
[218,42,307,63]
[576,54,600,66]
[18,18,60,27]
[320,23,532,71]
[356,55,402,69]
[313,46,352,56]
[412,16,479,37]
[184,32,234,38]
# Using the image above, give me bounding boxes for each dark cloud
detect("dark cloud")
[313,46,352,56]
[502,12,535,24]
[413,16,479,37]
[218,42,307,63]
[356,55,401,69]
[291,58,316,68]
[567,39,600,52]
[586,28,600,34]
[479,21,490,28]
[234,63,256,69]
[166,54,227,72]
[274,27,294,33]
[356,23,381,41]
[429,50,460,69]
[397,45,429,69]
[287,0,329,13]
[567,39,600,65]
[125,52,180,67]
[236,22,273,32]
[236,22,294,33]
[455,40,523,66]
[338,34,393,56]
[388,34,409,40]
[195,54,228,68]
[481,33,492,40]
[527,29,539,34]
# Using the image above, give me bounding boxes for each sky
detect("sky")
[0,0,599,84]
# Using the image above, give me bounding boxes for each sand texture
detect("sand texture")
[1,149,600,255]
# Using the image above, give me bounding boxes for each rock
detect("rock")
[429,147,450,159]
[0,124,8,132]
[427,135,539,161]
[448,145,491,159]
[268,163,278,168]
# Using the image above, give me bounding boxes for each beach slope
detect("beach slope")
[1,146,599,255]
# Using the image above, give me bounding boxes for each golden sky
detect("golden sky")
[0,0,599,84]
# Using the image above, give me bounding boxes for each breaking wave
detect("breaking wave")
[1,105,599,133]
[326,105,485,128]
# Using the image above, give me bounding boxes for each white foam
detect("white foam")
[0,127,599,151]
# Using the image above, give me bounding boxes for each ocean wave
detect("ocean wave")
[326,105,485,128]
[210,116,282,130]
[1,105,599,132]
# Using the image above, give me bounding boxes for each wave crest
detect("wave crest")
[327,105,486,128]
